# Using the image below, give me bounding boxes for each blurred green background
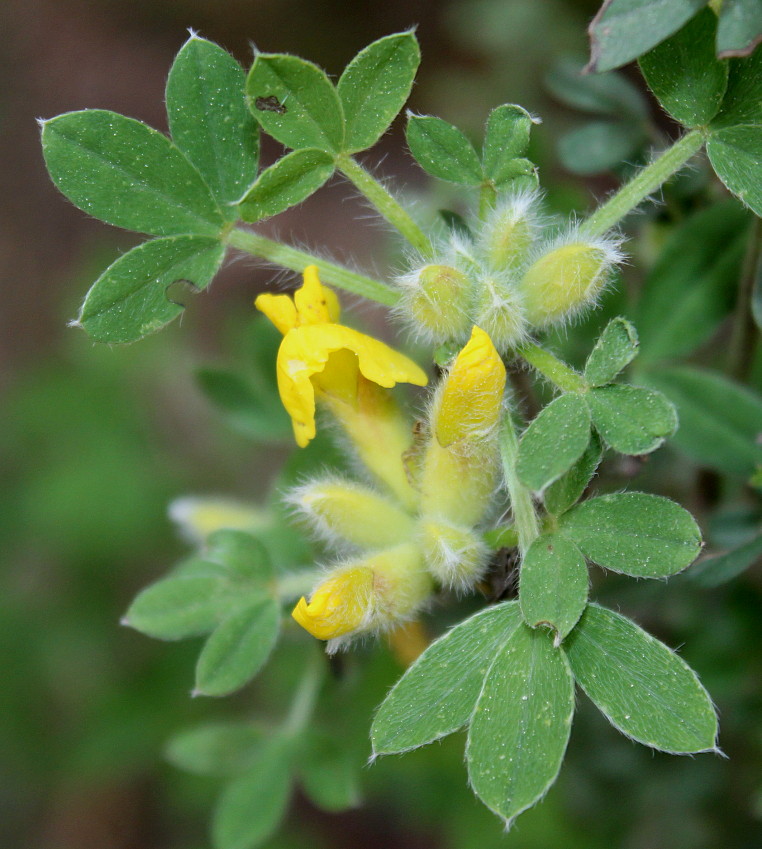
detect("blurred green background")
[2,0,761,847]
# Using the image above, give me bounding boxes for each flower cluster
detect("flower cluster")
[257,267,506,651]
[396,189,623,351]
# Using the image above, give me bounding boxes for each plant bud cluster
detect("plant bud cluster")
[395,190,623,352]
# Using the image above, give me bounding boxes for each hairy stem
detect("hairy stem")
[580,130,705,238]
[517,343,587,393]
[499,415,540,556]
[337,154,434,257]
[226,228,400,306]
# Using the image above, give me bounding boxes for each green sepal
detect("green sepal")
[338,31,420,153]
[584,316,639,386]
[166,34,259,206]
[587,384,677,455]
[520,533,589,643]
[246,53,344,152]
[406,114,484,185]
[371,602,522,755]
[41,109,224,236]
[517,393,592,491]
[194,598,281,697]
[559,491,702,578]
[77,236,225,343]
[466,624,575,827]
[237,148,335,221]
[565,604,718,753]
[639,8,728,128]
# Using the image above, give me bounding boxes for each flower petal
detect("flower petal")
[435,326,506,447]
[255,292,298,335]
[292,566,373,640]
[295,265,341,325]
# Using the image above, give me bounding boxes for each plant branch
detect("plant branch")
[226,228,400,306]
[283,645,325,737]
[337,154,434,257]
[499,415,540,556]
[579,130,705,238]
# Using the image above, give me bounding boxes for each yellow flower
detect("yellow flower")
[256,266,427,447]
[291,544,432,646]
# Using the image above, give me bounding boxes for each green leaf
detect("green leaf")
[587,0,710,73]
[466,624,575,827]
[482,104,534,183]
[406,114,484,185]
[41,110,224,236]
[205,530,275,585]
[546,58,649,118]
[77,236,225,343]
[246,54,344,152]
[299,732,361,812]
[645,366,762,474]
[124,575,229,640]
[639,8,728,127]
[520,533,589,643]
[558,120,644,175]
[584,317,639,385]
[587,384,677,454]
[166,34,259,206]
[544,434,603,517]
[753,248,762,330]
[371,602,522,755]
[635,200,749,363]
[565,604,718,753]
[195,599,280,697]
[689,533,762,586]
[717,0,762,58]
[338,31,420,153]
[517,394,592,491]
[707,125,762,216]
[196,367,291,441]
[166,722,268,777]
[212,736,292,849]
[712,49,762,126]
[490,158,539,190]
[237,148,334,221]
[560,492,702,578]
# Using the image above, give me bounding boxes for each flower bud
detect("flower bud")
[400,264,474,340]
[519,237,622,326]
[292,543,432,648]
[473,274,528,352]
[418,519,490,591]
[480,192,540,271]
[290,478,415,550]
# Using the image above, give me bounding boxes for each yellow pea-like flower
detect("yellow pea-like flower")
[292,566,374,641]
[255,266,427,448]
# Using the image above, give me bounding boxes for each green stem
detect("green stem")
[226,228,400,306]
[283,645,325,737]
[499,415,540,556]
[337,154,434,257]
[580,130,705,238]
[517,343,587,393]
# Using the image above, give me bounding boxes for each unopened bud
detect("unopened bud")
[419,519,490,591]
[401,264,474,339]
[291,478,415,550]
[473,275,528,352]
[519,238,621,326]
[481,193,540,270]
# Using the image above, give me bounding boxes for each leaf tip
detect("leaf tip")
[119,615,131,627]
[190,687,204,699]
[185,26,201,41]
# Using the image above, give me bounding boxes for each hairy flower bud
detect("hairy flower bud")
[480,191,540,271]
[519,236,622,327]
[399,263,474,340]
[473,274,528,352]
[418,519,490,591]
